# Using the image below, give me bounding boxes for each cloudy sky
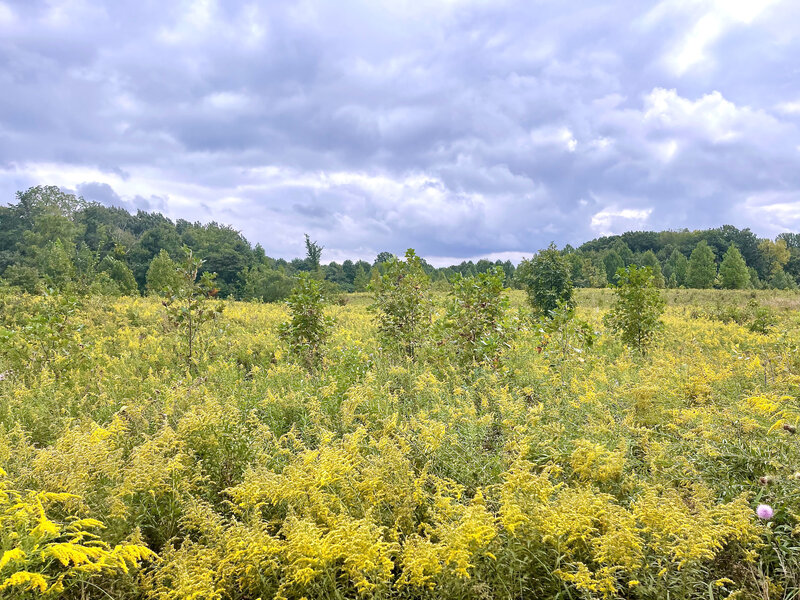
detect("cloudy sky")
[1,0,799,264]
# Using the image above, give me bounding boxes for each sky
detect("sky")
[1,0,799,266]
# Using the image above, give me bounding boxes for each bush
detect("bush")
[279,273,334,370]
[368,249,432,357]
[3,265,41,294]
[242,264,294,303]
[747,298,777,334]
[516,243,573,315]
[440,266,515,368]
[604,265,665,352]
[99,256,139,296]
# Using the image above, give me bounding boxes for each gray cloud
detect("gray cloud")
[0,0,799,263]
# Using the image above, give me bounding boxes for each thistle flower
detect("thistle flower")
[756,504,774,520]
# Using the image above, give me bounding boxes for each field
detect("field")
[1,288,800,599]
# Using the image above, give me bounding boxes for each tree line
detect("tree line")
[0,185,797,299]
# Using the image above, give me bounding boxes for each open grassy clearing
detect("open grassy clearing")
[1,289,799,599]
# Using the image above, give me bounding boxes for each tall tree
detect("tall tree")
[603,250,624,284]
[687,241,716,288]
[353,265,370,292]
[146,249,183,296]
[638,250,665,288]
[304,234,323,273]
[718,245,750,289]
[664,249,689,287]
[759,238,790,278]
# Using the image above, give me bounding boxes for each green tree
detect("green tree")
[3,265,40,294]
[441,267,514,368]
[16,186,85,253]
[163,248,224,372]
[718,245,750,289]
[128,222,182,290]
[686,241,716,288]
[353,265,370,292]
[242,264,294,302]
[182,222,252,297]
[604,265,665,353]
[373,252,395,266]
[770,269,797,290]
[611,239,633,265]
[746,267,763,289]
[304,234,323,274]
[638,250,665,288]
[279,273,334,370]
[759,238,790,278]
[37,240,75,290]
[579,255,607,288]
[602,250,624,284]
[146,249,184,296]
[516,243,574,315]
[98,256,138,295]
[664,249,689,287]
[368,249,432,357]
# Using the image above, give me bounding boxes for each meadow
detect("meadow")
[1,288,800,599]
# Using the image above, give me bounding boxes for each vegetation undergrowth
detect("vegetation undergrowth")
[1,286,799,599]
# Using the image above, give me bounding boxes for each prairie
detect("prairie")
[1,289,799,599]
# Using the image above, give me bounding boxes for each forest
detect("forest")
[1,185,798,300]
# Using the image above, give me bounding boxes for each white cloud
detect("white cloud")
[0,2,15,27]
[776,101,800,115]
[740,191,800,235]
[529,126,578,153]
[641,88,778,144]
[203,92,254,112]
[646,0,781,74]
[590,207,653,236]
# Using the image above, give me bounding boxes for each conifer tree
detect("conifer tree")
[639,250,665,288]
[718,245,750,289]
[687,241,716,288]
[664,249,689,287]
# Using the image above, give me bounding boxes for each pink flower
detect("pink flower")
[756,504,774,520]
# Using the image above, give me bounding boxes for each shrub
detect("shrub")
[516,243,573,315]
[747,298,777,334]
[279,273,334,370]
[368,249,432,357]
[0,469,155,596]
[440,267,514,368]
[604,265,665,352]
[98,256,139,296]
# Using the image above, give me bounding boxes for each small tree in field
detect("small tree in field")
[604,265,665,353]
[516,243,573,315]
[279,273,334,370]
[163,248,224,373]
[368,248,432,357]
[442,267,514,368]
